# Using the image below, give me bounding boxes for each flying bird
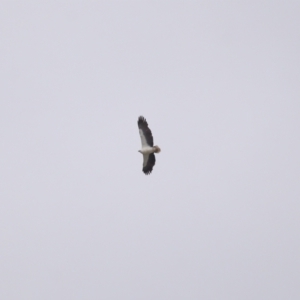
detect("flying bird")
[138,116,161,175]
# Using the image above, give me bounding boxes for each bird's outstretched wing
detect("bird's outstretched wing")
[142,153,156,175]
[138,116,154,147]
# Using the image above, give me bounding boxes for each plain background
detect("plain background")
[0,1,299,299]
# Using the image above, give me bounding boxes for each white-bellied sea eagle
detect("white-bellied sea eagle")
[138,116,161,175]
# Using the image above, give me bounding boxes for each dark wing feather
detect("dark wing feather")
[143,153,156,175]
[138,116,154,147]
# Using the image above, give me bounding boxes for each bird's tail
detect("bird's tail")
[153,146,161,153]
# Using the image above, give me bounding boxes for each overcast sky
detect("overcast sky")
[0,1,299,299]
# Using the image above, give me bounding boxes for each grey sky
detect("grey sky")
[0,2,299,299]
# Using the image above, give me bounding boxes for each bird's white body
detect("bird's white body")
[138,146,155,155]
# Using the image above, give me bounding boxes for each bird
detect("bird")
[137,116,161,175]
